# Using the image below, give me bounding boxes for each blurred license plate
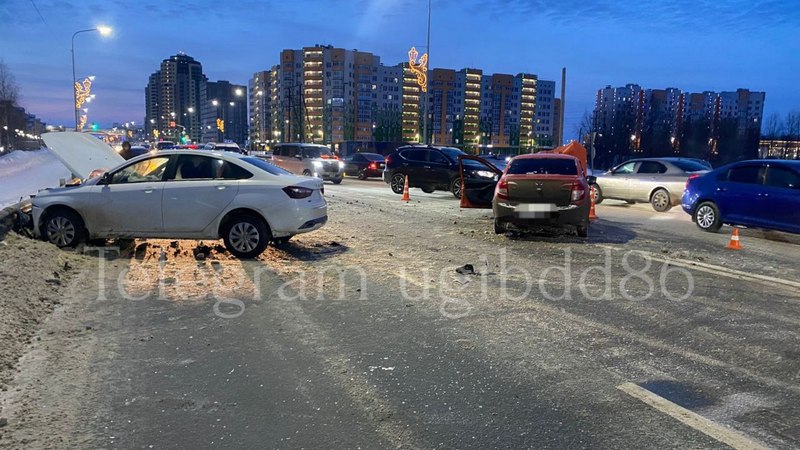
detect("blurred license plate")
[517,204,555,212]
[515,203,556,218]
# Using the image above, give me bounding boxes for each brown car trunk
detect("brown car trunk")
[505,174,575,206]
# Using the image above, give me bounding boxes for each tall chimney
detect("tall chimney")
[560,67,566,146]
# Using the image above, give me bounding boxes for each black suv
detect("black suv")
[383,146,470,198]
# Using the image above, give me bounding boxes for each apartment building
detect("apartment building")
[251,44,549,150]
[145,53,208,143]
[201,80,247,145]
[534,80,556,147]
[594,84,765,164]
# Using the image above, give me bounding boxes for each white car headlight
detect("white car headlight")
[337,160,345,169]
[475,170,496,178]
[312,160,323,168]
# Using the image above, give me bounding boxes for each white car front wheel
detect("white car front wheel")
[43,210,84,248]
[223,215,270,259]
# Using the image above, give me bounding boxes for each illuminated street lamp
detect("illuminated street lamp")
[71,26,112,130]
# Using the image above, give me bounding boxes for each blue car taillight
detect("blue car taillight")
[686,173,701,189]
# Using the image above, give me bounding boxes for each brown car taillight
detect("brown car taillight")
[570,183,586,203]
[496,178,509,200]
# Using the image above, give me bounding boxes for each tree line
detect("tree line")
[761,111,800,140]
[576,108,762,170]
[1,59,21,151]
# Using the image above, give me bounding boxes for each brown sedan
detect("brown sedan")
[459,153,593,237]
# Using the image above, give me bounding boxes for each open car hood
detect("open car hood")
[41,132,125,179]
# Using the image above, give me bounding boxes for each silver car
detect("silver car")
[593,158,709,212]
[270,143,344,184]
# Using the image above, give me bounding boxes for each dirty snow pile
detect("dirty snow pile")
[0,150,71,208]
[0,233,89,390]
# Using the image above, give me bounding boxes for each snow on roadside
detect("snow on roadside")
[0,150,72,208]
[0,233,91,390]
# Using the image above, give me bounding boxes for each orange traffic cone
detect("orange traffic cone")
[726,227,742,250]
[588,185,598,222]
[401,175,410,202]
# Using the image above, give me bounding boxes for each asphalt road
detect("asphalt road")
[15,177,800,449]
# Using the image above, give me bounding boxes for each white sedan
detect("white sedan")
[31,149,327,258]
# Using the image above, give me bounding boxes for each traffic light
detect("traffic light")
[91,123,98,131]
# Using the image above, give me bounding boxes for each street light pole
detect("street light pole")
[71,26,112,131]
[422,0,431,145]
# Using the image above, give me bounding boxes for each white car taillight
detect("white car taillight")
[282,186,313,199]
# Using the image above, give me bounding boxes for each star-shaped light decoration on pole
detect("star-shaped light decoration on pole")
[75,76,95,109]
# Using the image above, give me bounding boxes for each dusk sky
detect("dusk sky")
[1,0,798,140]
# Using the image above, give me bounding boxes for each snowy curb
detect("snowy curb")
[0,202,24,241]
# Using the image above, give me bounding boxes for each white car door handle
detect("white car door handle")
[216,186,226,190]
[144,188,154,194]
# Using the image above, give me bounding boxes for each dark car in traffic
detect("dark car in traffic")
[343,152,385,179]
[682,159,800,234]
[460,154,593,236]
[384,145,493,198]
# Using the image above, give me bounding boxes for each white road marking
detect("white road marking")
[648,213,679,221]
[659,257,800,290]
[617,382,769,450]
[597,245,800,291]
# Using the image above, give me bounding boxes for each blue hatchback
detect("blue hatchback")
[682,160,800,234]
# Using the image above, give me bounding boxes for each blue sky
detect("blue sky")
[1,0,798,140]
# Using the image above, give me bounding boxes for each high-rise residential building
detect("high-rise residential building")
[515,73,537,149]
[145,53,207,143]
[479,74,515,146]
[250,44,546,150]
[269,45,407,145]
[593,84,765,166]
[401,63,421,142]
[278,49,305,143]
[459,68,482,146]
[249,70,271,147]
[428,68,457,145]
[201,80,247,145]
[374,64,403,142]
[534,80,556,148]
